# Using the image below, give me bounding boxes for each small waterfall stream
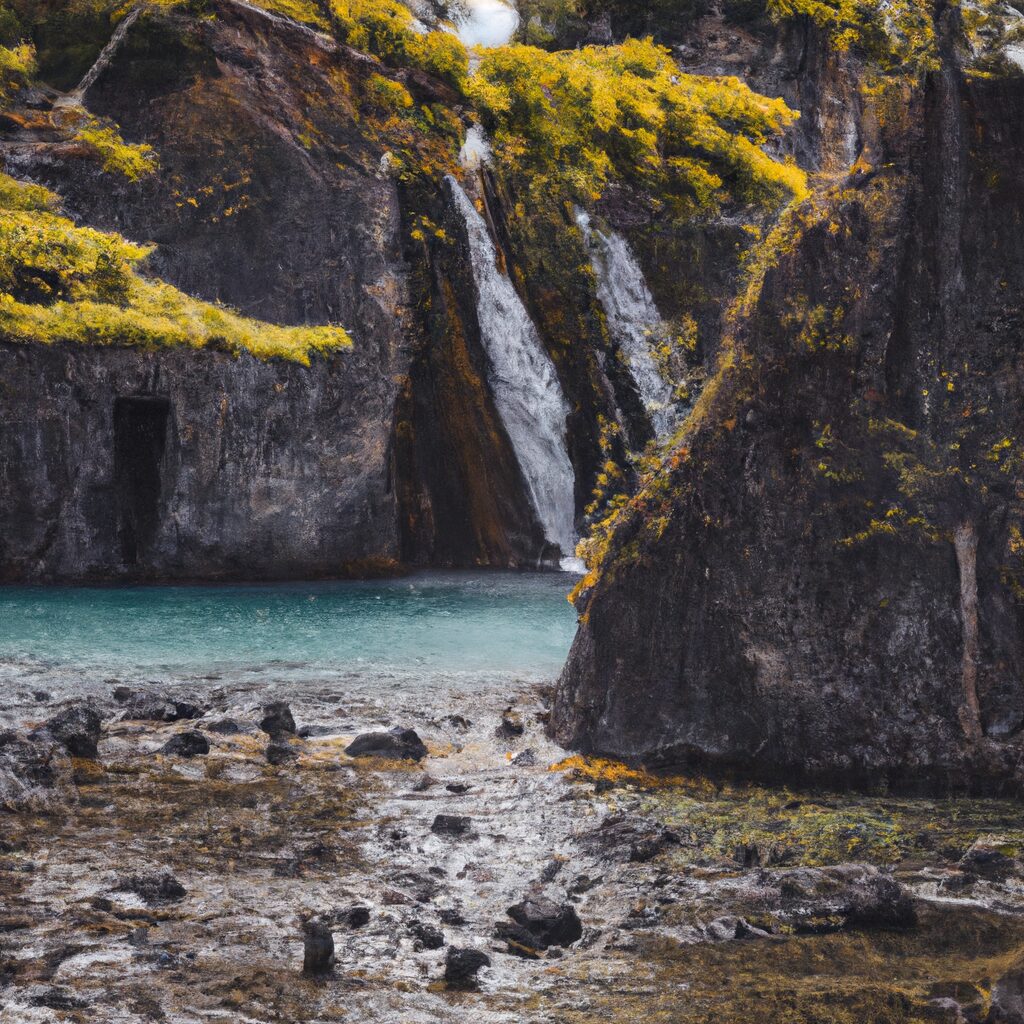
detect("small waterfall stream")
[66,4,146,104]
[446,177,578,565]
[575,209,677,439]
[453,0,520,47]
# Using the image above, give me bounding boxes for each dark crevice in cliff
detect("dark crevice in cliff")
[114,395,170,565]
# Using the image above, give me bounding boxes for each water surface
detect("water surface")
[0,572,578,694]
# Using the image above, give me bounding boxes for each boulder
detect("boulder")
[161,732,210,758]
[444,947,490,988]
[44,704,102,759]
[506,898,583,948]
[266,739,299,765]
[431,814,471,836]
[123,695,201,723]
[302,919,335,976]
[0,730,76,812]
[409,920,445,950]
[205,718,242,735]
[495,708,525,739]
[260,702,296,738]
[115,872,187,904]
[345,727,427,762]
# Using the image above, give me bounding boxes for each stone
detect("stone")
[115,872,186,904]
[494,920,543,958]
[259,702,296,737]
[345,727,427,762]
[112,686,134,703]
[495,707,525,739]
[205,718,241,735]
[431,814,471,836]
[445,782,471,794]
[990,961,1024,1023]
[124,695,201,723]
[959,839,1020,881]
[409,920,445,950]
[336,906,370,929]
[44,704,102,759]
[506,898,583,948]
[412,774,437,792]
[444,947,490,989]
[511,748,538,767]
[0,731,76,812]
[266,739,299,765]
[161,731,210,758]
[302,919,335,976]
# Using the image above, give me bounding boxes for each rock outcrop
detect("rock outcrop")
[553,38,1024,794]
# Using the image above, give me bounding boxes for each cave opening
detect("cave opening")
[113,396,170,565]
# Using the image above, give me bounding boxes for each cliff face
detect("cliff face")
[552,56,1024,793]
[0,341,401,580]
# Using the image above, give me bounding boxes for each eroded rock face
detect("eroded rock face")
[0,730,77,812]
[552,56,1024,794]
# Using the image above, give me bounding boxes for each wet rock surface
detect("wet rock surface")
[1,681,1024,1022]
[346,727,428,762]
[41,703,102,759]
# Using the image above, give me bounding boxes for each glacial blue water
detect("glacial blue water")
[0,573,578,689]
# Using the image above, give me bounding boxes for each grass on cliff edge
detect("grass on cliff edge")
[0,172,352,362]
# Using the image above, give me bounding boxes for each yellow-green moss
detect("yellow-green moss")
[0,173,352,362]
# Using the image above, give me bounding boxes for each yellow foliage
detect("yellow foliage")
[470,38,806,215]
[0,173,352,363]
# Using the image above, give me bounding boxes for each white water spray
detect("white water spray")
[575,209,677,438]
[453,0,520,48]
[446,177,577,564]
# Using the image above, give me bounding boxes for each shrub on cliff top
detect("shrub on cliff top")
[469,38,807,217]
[0,173,352,362]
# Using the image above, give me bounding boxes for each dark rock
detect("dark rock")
[506,898,583,948]
[260,702,296,738]
[336,906,370,929]
[990,961,1024,1023]
[30,988,89,1010]
[494,920,543,958]
[412,774,437,792]
[769,865,916,931]
[124,695,201,723]
[115,872,187,904]
[431,814,471,836]
[549,68,1024,796]
[409,920,445,950]
[32,691,51,703]
[511,748,538,767]
[959,840,1019,881]
[444,715,472,731]
[445,782,471,794]
[161,731,210,758]
[205,718,241,735]
[302,919,335,976]
[45,704,102,759]
[266,739,299,765]
[346,727,427,762]
[579,815,679,864]
[297,725,337,738]
[495,708,525,739]
[439,908,465,926]
[112,686,134,703]
[0,730,76,811]
[444,946,490,988]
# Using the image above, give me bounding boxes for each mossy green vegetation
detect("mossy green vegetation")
[0,173,352,362]
[469,38,807,216]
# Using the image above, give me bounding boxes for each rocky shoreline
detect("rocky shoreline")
[2,681,1024,1022]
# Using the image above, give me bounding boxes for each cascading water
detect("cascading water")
[575,209,677,438]
[453,0,520,48]
[63,3,146,104]
[445,177,578,567]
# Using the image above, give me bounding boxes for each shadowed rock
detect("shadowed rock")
[302,919,335,976]
[431,814,471,836]
[507,898,583,948]
[44,704,102,759]
[161,731,210,758]
[409,920,444,950]
[345,727,427,762]
[0,730,76,812]
[115,872,186,904]
[444,947,490,988]
[260,702,296,738]
[266,738,299,765]
[123,695,201,723]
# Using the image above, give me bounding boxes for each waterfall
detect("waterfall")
[445,177,578,564]
[454,0,520,47]
[67,4,146,103]
[575,209,677,438]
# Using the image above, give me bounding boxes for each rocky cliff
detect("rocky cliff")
[552,23,1024,793]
